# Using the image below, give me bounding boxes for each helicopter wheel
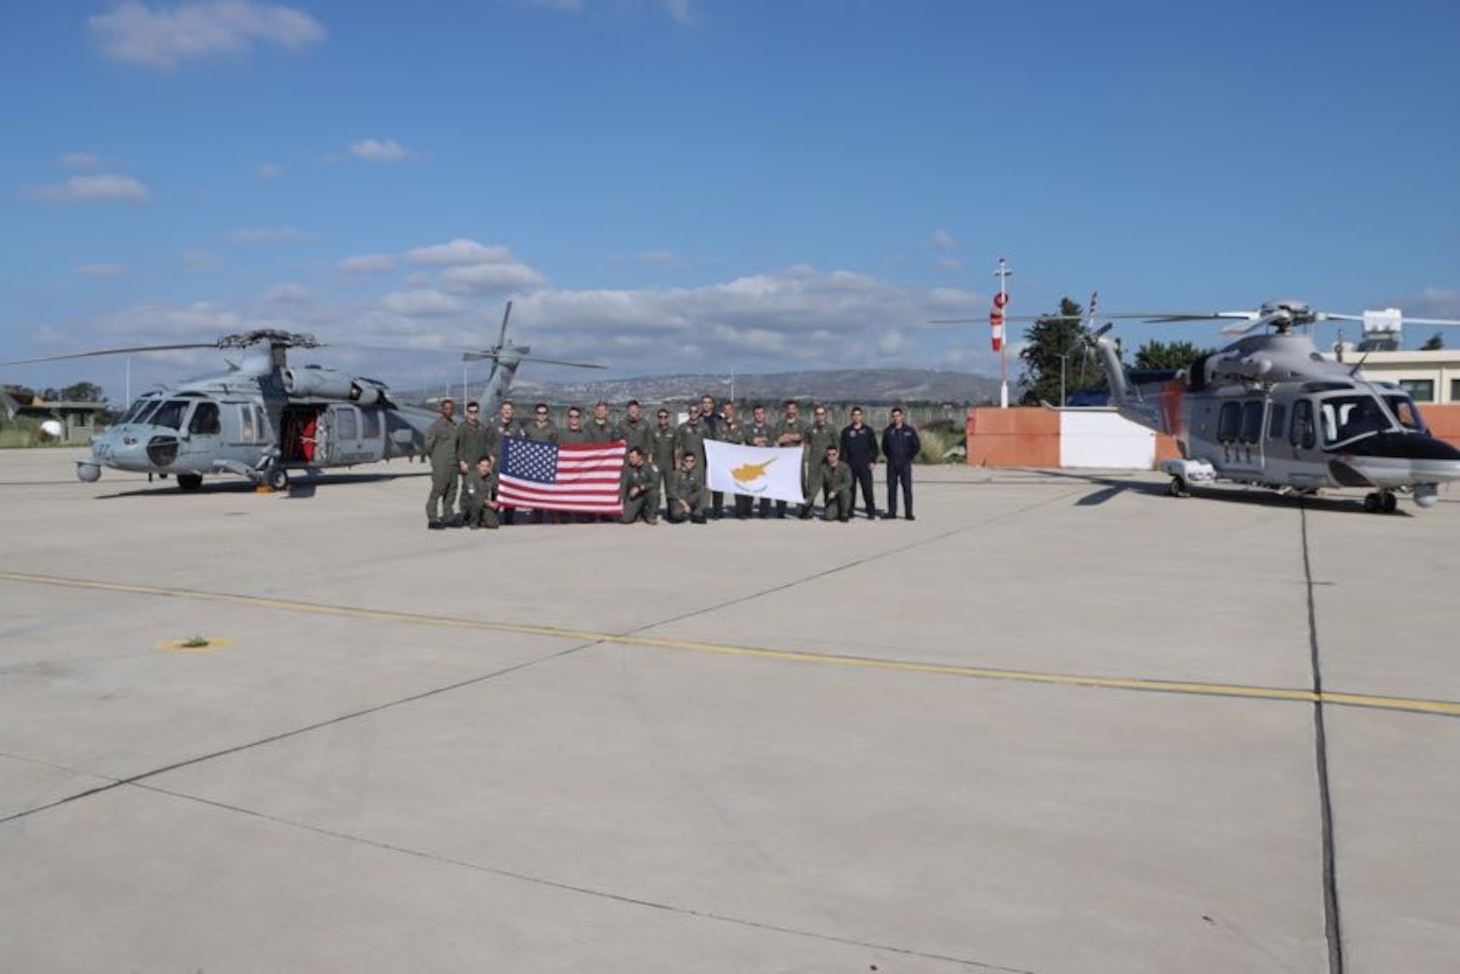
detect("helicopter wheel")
[1363,492,1382,513]
[1381,491,1398,514]
[177,473,203,491]
[1168,477,1189,498]
[267,467,289,491]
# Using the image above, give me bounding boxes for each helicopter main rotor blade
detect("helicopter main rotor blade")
[497,300,513,349]
[512,355,607,369]
[0,342,220,367]
[1323,313,1460,326]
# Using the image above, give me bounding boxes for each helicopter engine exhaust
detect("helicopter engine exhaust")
[282,367,388,404]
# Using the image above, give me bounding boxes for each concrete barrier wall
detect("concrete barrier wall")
[965,407,1175,470]
[968,403,1460,470]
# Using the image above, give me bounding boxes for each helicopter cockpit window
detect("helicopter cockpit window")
[118,400,150,424]
[1322,395,1390,446]
[1239,402,1264,444]
[1383,395,1426,433]
[239,405,256,442]
[188,402,220,435]
[1291,400,1316,450]
[148,399,189,431]
[1217,402,1242,443]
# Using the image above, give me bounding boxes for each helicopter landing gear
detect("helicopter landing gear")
[177,473,203,491]
[266,467,290,491]
[1363,491,1398,514]
[1168,476,1190,498]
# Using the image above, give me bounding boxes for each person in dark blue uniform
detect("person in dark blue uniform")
[839,406,880,519]
[880,407,922,520]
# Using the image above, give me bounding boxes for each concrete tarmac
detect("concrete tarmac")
[1,449,1456,973]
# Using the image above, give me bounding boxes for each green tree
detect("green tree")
[1421,332,1444,351]
[1133,339,1212,371]
[59,381,105,402]
[1017,297,1106,405]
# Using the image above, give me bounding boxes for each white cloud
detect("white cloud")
[226,226,306,244]
[59,152,104,170]
[339,253,397,275]
[348,138,419,162]
[380,289,465,317]
[439,262,549,295]
[637,249,677,266]
[88,0,326,71]
[661,0,692,25]
[265,282,309,303]
[405,239,513,266]
[924,229,957,251]
[257,161,282,179]
[76,263,128,278]
[20,173,153,203]
[1396,288,1460,321]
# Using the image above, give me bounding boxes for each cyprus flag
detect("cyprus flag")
[704,440,806,504]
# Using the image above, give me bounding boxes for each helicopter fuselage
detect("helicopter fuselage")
[79,365,436,489]
[1094,332,1460,510]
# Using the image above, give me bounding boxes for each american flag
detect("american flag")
[498,438,626,514]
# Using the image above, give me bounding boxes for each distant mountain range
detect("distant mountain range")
[493,368,1009,406]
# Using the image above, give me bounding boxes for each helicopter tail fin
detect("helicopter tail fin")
[1089,325,1128,405]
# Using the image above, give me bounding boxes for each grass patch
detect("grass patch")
[915,419,966,464]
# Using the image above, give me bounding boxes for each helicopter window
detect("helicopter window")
[1217,402,1242,443]
[1384,395,1426,433]
[188,402,220,435]
[335,407,358,440]
[119,400,152,424]
[1291,400,1316,449]
[1324,395,1388,445]
[1239,402,1264,444]
[149,399,189,431]
[1267,403,1287,440]
[361,408,381,440]
[239,405,256,442]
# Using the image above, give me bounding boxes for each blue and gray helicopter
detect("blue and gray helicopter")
[0,301,600,491]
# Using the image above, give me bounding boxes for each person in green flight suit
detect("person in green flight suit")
[424,398,459,529]
[649,407,677,519]
[462,454,500,529]
[746,403,775,518]
[773,399,809,519]
[803,404,839,520]
[614,399,653,456]
[668,452,709,524]
[456,401,493,521]
[713,400,752,519]
[618,446,660,524]
[819,445,854,522]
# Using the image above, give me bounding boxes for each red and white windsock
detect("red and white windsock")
[990,291,1008,352]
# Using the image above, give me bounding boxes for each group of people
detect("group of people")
[422,393,923,530]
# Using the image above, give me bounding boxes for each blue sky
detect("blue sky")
[3,0,1458,398]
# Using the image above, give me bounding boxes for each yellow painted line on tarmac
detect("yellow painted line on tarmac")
[4,569,1459,719]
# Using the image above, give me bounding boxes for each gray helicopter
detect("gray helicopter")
[1075,299,1460,512]
[0,301,601,491]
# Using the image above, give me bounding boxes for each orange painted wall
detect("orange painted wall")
[1424,404,1460,446]
[965,407,1061,467]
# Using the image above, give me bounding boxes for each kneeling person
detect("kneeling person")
[668,453,709,524]
[462,455,501,529]
[619,447,660,524]
[821,446,853,522]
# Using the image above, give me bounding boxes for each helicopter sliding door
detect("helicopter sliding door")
[319,404,382,466]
